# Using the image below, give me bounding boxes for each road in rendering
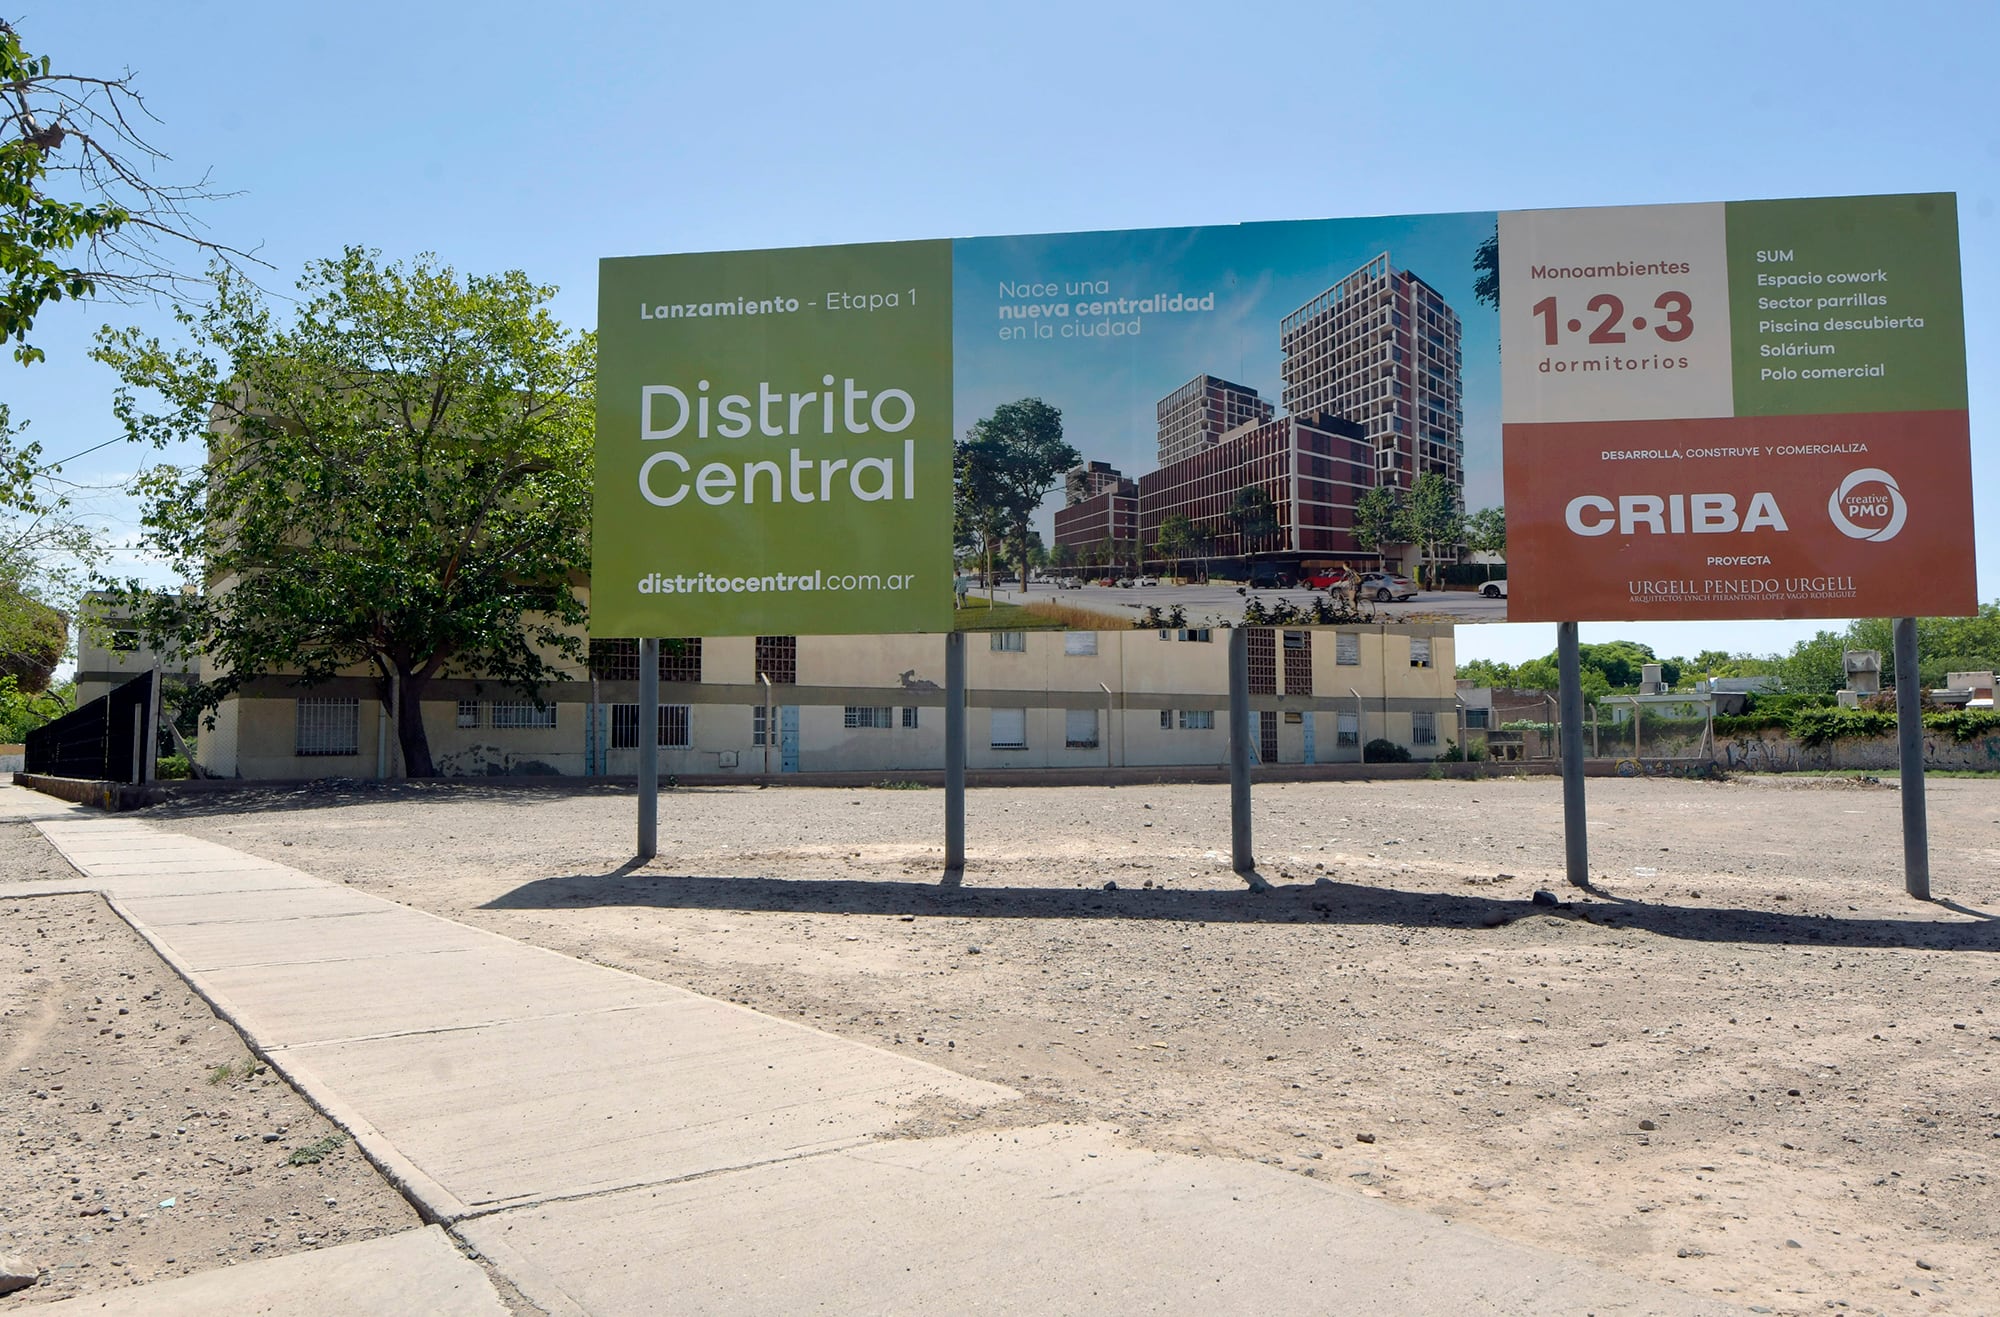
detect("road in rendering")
[985,579,1512,625]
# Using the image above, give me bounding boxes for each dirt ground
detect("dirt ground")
[43,774,2000,1313]
[0,829,424,1304]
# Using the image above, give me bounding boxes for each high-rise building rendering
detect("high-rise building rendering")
[1279,254,1464,492]
[1052,473,1139,563]
[1155,375,1274,467]
[1064,460,1129,506]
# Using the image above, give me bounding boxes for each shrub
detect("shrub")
[1363,738,1411,763]
[1788,705,1894,746]
[156,753,191,780]
[1923,708,2000,742]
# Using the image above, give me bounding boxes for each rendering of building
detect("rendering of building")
[1053,253,1466,578]
[1064,460,1129,506]
[188,620,1460,780]
[1279,253,1464,491]
[1155,375,1274,467]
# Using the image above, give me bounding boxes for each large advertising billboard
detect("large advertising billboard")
[594,193,1971,636]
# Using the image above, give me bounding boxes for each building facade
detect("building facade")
[1063,460,1129,506]
[192,622,1460,780]
[1155,375,1274,467]
[1136,413,1373,563]
[1279,253,1464,493]
[1051,477,1140,563]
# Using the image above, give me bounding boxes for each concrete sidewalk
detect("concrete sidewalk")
[8,785,1743,1314]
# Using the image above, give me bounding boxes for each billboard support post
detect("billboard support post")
[944,631,966,878]
[1228,626,1255,877]
[637,637,658,861]
[1557,622,1589,888]
[1893,617,1930,900]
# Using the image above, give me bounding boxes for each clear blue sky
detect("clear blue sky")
[12,0,1996,667]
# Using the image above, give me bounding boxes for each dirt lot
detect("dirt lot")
[0,828,424,1304]
[109,775,2000,1312]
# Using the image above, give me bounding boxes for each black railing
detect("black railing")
[24,671,157,782]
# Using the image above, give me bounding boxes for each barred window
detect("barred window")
[1465,707,1491,730]
[753,705,770,746]
[1159,628,1212,643]
[1063,632,1098,656]
[990,631,1026,652]
[901,706,918,729]
[590,638,638,680]
[1064,708,1099,748]
[1283,630,1312,695]
[612,704,691,748]
[456,700,479,729]
[755,635,796,685]
[990,707,1027,748]
[1336,632,1361,665]
[1179,709,1215,730]
[295,697,359,757]
[1410,637,1433,669]
[1337,712,1360,747]
[844,706,893,729]
[491,701,557,730]
[1412,710,1437,745]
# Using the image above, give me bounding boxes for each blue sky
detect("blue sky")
[11,0,1997,666]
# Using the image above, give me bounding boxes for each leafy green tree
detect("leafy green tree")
[1777,630,1850,696]
[1,407,93,687]
[1397,472,1463,591]
[1464,505,1505,579]
[1472,228,1499,312]
[1,19,254,365]
[1155,512,1193,581]
[1353,484,1403,567]
[1227,485,1279,562]
[93,249,594,777]
[1455,657,1515,687]
[955,399,1075,589]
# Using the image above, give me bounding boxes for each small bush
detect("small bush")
[156,753,191,780]
[1363,738,1411,763]
[1924,708,2000,742]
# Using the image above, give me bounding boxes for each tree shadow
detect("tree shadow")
[141,776,690,819]
[481,870,1999,953]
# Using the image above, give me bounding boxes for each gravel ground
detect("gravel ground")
[0,826,424,1304]
[68,775,2000,1313]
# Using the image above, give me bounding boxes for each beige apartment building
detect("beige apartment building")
[176,619,1459,780]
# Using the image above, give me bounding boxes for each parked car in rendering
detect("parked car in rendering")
[1359,571,1419,602]
[1054,577,1082,590]
[1133,576,1159,587]
[1480,579,1508,598]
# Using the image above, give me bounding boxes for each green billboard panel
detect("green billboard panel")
[593,240,954,637]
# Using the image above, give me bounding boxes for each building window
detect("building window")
[1064,708,1099,749]
[755,635,796,685]
[295,697,359,757]
[1410,637,1432,668]
[1158,627,1212,643]
[1336,633,1361,666]
[1465,707,1491,730]
[901,706,919,729]
[1162,709,1214,731]
[456,700,479,729]
[990,631,1026,652]
[491,701,558,730]
[1283,630,1312,695]
[1337,712,1360,747]
[990,707,1027,749]
[1412,710,1437,745]
[612,704,691,748]
[1064,632,1098,656]
[844,706,893,730]
[753,705,770,746]
[1247,627,1277,695]
[590,638,638,680]
[659,639,702,683]
[110,629,141,653]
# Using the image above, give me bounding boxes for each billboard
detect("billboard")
[594,193,1971,636]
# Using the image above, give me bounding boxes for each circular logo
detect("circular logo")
[1827,468,1906,542]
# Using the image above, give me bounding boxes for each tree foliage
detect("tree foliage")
[1,406,91,686]
[1472,229,1499,312]
[1353,484,1402,562]
[93,249,593,777]
[1,19,256,365]
[1227,484,1278,558]
[1155,511,1192,579]
[1399,472,1463,591]
[954,398,1075,588]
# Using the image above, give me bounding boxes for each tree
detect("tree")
[1353,484,1403,567]
[1464,505,1505,579]
[1472,228,1499,313]
[1227,485,1278,562]
[93,249,593,777]
[1155,512,1193,582]
[1,20,256,365]
[1397,472,1463,591]
[1,407,93,689]
[1778,630,1851,696]
[955,399,1075,589]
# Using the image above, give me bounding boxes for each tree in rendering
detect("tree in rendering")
[1465,505,1505,581]
[1399,472,1463,592]
[1353,484,1404,568]
[954,398,1077,590]
[1227,485,1278,563]
[94,248,595,777]
[1472,227,1499,313]
[1155,512,1193,582]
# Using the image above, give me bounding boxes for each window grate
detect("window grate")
[755,635,797,685]
[612,704,691,748]
[1064,708,1099,749]
[491,701,557,730]
[844,706,893,729]
[1412,710,1437,744]
[456,700,479,729]
[295,697,359,757]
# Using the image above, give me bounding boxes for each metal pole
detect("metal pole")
[1556,621,1589,888]
[1893,617,1930,900]
[944,630,966,875]
[389,668,403,780]
[1228,626,1255,875]
[638,637,658,860]
[1098,680,1115,769]
[1347,687,1364,764]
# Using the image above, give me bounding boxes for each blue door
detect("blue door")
[1303,711,1317,765]
[780,706,800,772]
